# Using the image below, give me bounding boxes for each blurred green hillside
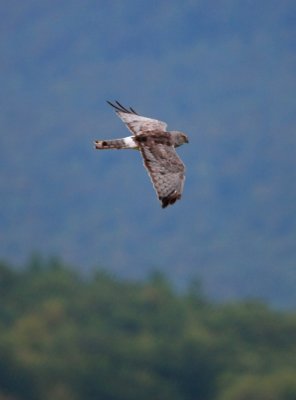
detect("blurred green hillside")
[1,257,296,400]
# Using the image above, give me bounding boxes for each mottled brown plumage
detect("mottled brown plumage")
[94,101,189,208]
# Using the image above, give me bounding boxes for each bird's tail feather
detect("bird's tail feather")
[94,137,137,150]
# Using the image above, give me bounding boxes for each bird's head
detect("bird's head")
[171,131,189,147]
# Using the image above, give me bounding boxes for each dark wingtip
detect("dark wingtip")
[160,192,181,208]
[129,107,138,115]
[106,100,138,115]
[115,101,130,112]
[106,100,114,107]
[106,100,122,112]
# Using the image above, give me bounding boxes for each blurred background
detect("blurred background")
[0,1,296,399]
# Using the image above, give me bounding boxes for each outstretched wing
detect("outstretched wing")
[107,101,167,135]
[135,132,185,208]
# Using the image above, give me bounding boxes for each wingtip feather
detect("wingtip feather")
[107,100,138,115]
[160,192,181,208]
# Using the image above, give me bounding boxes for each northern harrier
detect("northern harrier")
[94,101,189,208]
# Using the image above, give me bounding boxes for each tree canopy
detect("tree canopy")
[0,258,295,400]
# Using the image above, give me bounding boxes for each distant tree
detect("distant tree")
[0,345,37,400]
[218,370,296,400]
[0,259,296,400]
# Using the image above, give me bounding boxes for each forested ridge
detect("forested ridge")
[1,257,296,400]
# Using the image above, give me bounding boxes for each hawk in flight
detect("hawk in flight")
[94,101,189,208]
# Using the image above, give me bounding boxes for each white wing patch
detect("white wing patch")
[122,136,138,149]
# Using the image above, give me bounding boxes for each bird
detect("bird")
[94,101,189,208]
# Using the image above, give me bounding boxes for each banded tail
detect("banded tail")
[94,136,138,150]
